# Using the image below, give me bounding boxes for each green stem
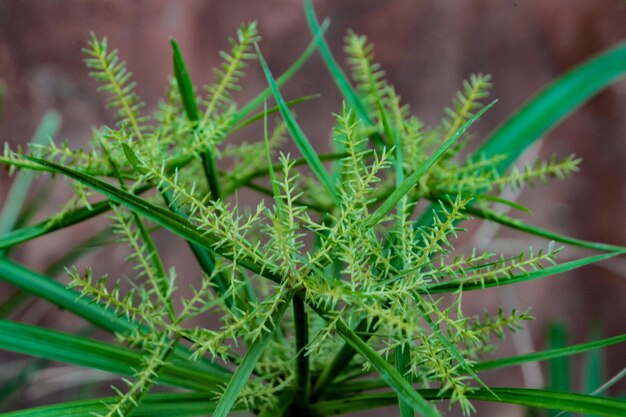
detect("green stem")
[293,295,310,412]
[310,317,376,401]
[395,341,413,417]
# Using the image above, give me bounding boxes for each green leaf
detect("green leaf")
[477,41,626,174]
[0,111,61,255]
[0,184,153,252]
[0,393,240,417]
[425,251,623,293]
[475,333,626,372]
[584,327,605,417]
[316,309,440,417]
[255,43,339,205]
[0,320,228,391]
[212,292,293,417]
[25,156,283,284]
[0,257,133,334]
[547,324,571,416]
[0,257,229,377]
[366,100,496,227]
[232,94,320,131]
[229,19,329,128]
[303,0,372,129]
[395,343,413,417]
[416,41,626,235]
[458,204,626,253]
[311,388,626,417]
[171,38,199,122]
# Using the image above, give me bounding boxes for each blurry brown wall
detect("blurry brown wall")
[1,1,626,415]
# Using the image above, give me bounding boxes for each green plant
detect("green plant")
[1,1,626,416]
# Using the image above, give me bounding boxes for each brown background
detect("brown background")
[1,1,626,416]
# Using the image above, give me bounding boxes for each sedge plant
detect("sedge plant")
[1,1,626,416]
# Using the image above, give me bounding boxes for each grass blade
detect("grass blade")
[255,43,339,205]
[25,156,283,284]
[170,39,221,200]
[0,393,239,417]
[303,0,372,128]
[171,39,199,122]
[311,307,441,417]
[366,100,496,227]
[229,19,329,127]
[475,333,626,372]
[0,184,153,252]
[477,41,626,173]
[311,389,626,417]
[458,204,626,253]
[0,320,227,391]
[212,292,293,417]
[548,324,571,392]
[0,257,133,334]
[0,111,60,255]
[584,327,604,417]
[233,94,320,131]
[395,343,413,417]
[425,251,623,293]
[0,257,230,377]
[416,41,626,235]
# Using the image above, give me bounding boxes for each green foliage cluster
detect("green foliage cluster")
[1,1,625,416]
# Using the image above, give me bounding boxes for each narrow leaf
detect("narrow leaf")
[0,257,230,377]
[0,111,61,255]
[0,320,227,391]
[230,19,329,127]
[459,204,626,253]
[25,156,283,284]
[0,392,236,417]
[311,307,440,417]
[212,292,293,417]
[477,41,626,173]
[425,251,624,293]
[171,38,199,122]
[303,0,372,127]
[366,100,496,227]
[233,94,320,131]
[475,333,626,372]
[311,389,626,417]
[255,43,339,205]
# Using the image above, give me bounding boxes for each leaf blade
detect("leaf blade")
[477,41,626,173]
[425,251,624,293]
[212,292,293,417]
[366,100,496,227]
[255,43,339,205]
[0,320,228,391]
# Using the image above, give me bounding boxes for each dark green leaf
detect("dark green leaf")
[171,39,199,122]
[212,292,293,417]
[255,43,339,205]
[477,41,626,173]
[0,320,228,391]
[366,100,496,227]
[425,251,623,293]
[0,393,241,417]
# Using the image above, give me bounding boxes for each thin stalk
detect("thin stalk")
[395,341,413,417]
[310,317,376,401]
[103,141,176,321]
[293,295,310,412]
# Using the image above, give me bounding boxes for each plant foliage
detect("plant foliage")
[1,2,625,416]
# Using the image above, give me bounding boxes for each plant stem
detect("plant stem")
[310,317,376,401]
[293,295,310,412]
[395,341,413,417]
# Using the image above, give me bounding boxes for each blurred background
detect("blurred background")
[1,1,626,415]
